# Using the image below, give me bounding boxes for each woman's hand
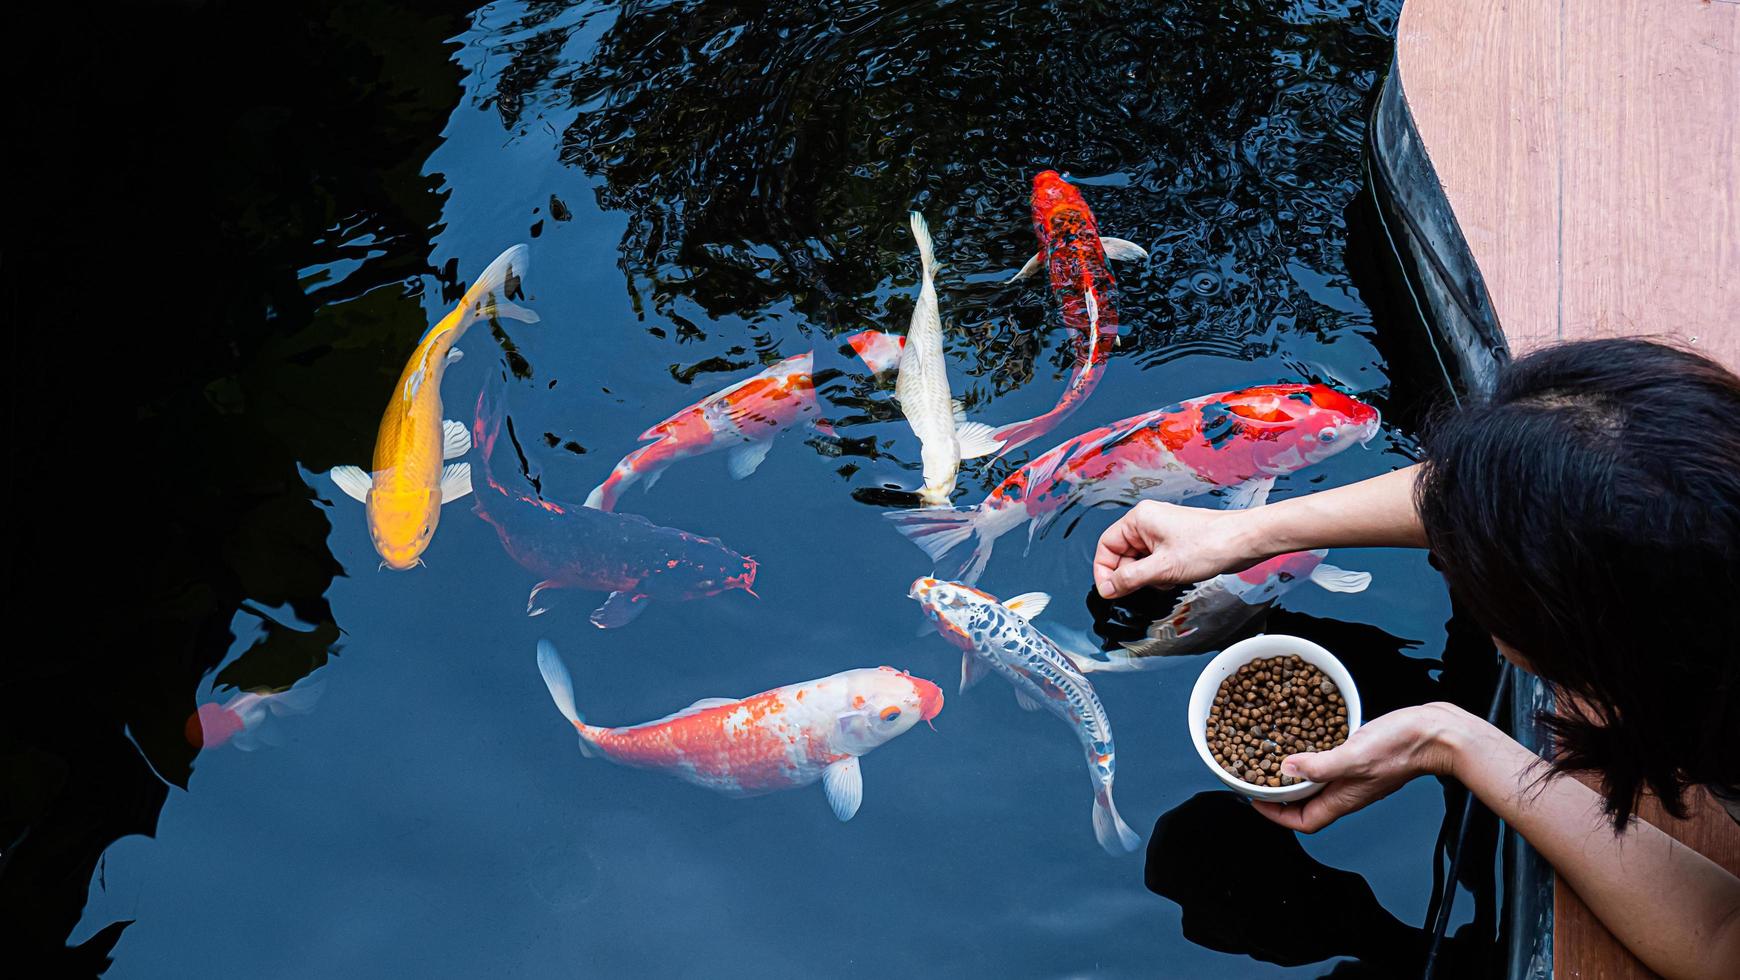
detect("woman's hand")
[1093,501,1263,598]
[1251,702,1472,833]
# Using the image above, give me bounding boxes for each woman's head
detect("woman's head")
[1416,339,1740,829]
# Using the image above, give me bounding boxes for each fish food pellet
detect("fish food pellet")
[1205,655,1350,788]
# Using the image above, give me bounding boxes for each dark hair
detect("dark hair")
[1416,339,1740,830]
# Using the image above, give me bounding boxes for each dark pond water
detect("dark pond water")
[10,0,1507,975]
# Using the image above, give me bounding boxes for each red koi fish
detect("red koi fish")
[536,641,943,820]
[585,352,831,512]
[887,384,1380,583]
[472,377,756,628]
[992,171,1150,457]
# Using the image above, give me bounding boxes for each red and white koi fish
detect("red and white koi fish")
[887,384,1380,583]
[330,245,538,569]
[909,578,1139,854]
[1073,550,1372,669]
[585,352,830,512]
[536,641,943,820]
[990,171,1150,457]
[847,328,905,377]
[184,674,324,751]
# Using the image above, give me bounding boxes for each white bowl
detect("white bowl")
[1188,634,1363,804]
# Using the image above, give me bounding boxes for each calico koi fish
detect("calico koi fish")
[330,244,538,569]
[536,641,943,819]
[886,384,1380,583]
[585,352,830,512]
[472,376,756,628]
[184,674,324,751]
[908,578,1139,854]
[891,212,1000,506]
[991,171,1150,457]
[1074,551,1372,670]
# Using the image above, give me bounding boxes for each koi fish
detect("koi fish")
[1073,551,1372,670]
[329,244,538,569]
[536,641,943,819]
[584,352,831,512]
[991,171,1150,457]
[908,578,1139,854]
[886,384,1380,584]
[184,674,324,751]
[890,212,1001,506]
[846,328,905,377]
[472,375,756,628]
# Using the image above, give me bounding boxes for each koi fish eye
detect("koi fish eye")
[1317,427,1338,444]
[1277,571,1295,583]
[879,706,902,722]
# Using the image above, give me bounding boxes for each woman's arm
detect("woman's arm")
[1093,465,1428,598]
[1255,704,1740,980]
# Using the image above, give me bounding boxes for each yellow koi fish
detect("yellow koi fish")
[330,244,537,569]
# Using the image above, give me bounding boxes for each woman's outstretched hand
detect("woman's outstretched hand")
[1250,703,1468,833]
[1092,501,1260,598]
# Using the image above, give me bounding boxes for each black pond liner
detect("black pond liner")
[1365,54,1556,980]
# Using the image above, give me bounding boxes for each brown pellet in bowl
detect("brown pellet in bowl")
[1205,654,1351,788]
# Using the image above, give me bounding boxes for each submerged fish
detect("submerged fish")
[908,577,1139,855]
[536,641,943,819]
[887,384,1381,583]
[891,212,1000,506]
[585,352,830,512]
[1073,551,1372,670]
[846,328,905,377]
[184,674,324,751]
[330,244,538,569]
[990,171,1150,457]
[472,376,756,628]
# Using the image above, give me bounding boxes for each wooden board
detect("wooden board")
[1396,0,1740,371]
[1395,2,1740,976]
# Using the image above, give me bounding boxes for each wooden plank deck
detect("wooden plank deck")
[1393,1,1739,977]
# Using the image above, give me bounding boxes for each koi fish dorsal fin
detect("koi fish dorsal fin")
[641,697,738,727]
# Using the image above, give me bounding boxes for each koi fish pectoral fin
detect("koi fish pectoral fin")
[822,756,863,822]
[442,419,473,459]
[527,580,564,617]
[590,590,650,629]
[1008,252,1043,283]
[329,465,372,504]
[1309,564,1373,594]
[960,652,993,693]
[1098,237,1150,262]
[954,422,1003,460]
[439,462,473,504]
[1001,591,1051,619]
[1013,688,1044,712]
[1220,476,1275,511]
[725,440,774,480]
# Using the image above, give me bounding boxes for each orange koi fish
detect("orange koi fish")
[536,641,943,820]
[992,171,1149,457]
[585,352,831,512]
[329,245,538,569]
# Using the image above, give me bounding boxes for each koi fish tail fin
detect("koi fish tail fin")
[988,415,1059,460]
[883,506,997,584]
[582,474,621,512]
[1093,785,1142,855]
[536,640,599,757]
[459,244,539,330]
[584,445,663,511]
[909,211,938,280]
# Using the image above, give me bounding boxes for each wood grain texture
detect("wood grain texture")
[1397,3,1740,976]
[1397,0,1739,370]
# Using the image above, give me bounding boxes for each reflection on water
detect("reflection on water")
[7,0,1510,974]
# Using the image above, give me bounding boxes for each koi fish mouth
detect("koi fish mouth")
[913,677,945,724]
[726,559,759,597]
